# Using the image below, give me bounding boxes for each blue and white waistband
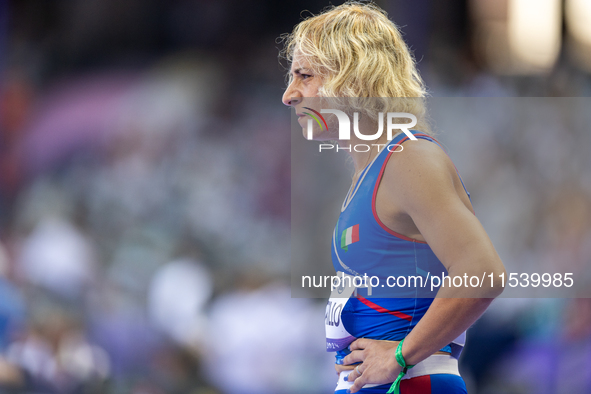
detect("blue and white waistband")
[335,354,460,392]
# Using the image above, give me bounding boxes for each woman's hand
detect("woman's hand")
[342,338,402,393]
[334,363,357,375]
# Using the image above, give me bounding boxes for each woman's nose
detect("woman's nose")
[282,85,302,107]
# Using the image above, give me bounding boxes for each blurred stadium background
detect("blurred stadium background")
[0,0,591,393]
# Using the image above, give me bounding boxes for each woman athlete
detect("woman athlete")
[281,2,506,394]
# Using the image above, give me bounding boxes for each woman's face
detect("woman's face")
[282,52,331,140]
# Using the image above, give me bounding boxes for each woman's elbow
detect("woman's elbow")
[486,261,507,298]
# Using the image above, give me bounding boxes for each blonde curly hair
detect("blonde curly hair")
[280,1,430,134]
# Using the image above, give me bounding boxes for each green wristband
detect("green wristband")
[386,339,415,394]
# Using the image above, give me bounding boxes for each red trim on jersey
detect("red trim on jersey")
[356,296,413,322]
[371,133,430,244]
[401,375,431,394]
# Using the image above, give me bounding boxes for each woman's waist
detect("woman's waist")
[335,354,460,392]
[404,354,459,379]
[326,296,426,351]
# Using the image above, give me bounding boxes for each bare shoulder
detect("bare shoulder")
[386,137,455,188]
[393,137,451,169]
[380,137,467,216]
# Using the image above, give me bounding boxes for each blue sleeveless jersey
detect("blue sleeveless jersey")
[329,130,470,362]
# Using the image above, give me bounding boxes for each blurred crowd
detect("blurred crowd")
[0,0,590,393]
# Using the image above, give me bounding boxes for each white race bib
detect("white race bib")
[325,272,357,351]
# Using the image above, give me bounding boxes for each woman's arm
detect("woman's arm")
[344,140,506,393]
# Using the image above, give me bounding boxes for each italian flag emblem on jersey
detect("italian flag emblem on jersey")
[340,224,359,251]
